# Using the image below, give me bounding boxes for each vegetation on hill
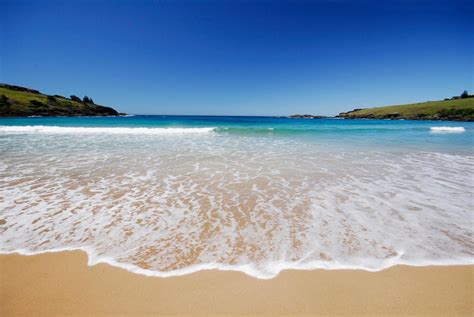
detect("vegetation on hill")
[337,91,474,121]
[0,83,122,117]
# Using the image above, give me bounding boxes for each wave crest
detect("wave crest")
[430,126,465,133]
[0,126,216,134]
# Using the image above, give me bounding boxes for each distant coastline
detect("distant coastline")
[0,83,123,117]
[2,83,473,121]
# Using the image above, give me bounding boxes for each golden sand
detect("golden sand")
[0,251,472,316]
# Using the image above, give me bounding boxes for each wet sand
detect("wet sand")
[1,251,472,316]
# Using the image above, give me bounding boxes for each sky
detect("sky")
[1,0,473,116]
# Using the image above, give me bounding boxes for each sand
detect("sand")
[0,251,472,316]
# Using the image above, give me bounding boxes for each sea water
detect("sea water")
[0,116,473,278]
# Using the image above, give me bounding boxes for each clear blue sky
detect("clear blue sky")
[1,0,472,115]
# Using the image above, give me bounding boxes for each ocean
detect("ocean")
[0,115,473,278]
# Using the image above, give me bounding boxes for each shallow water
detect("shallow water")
[1,116,473,278]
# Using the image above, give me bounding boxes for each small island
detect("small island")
[337,91,474,121]
[288,114,327,119]
[0,83,123,117]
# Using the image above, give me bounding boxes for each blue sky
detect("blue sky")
[1,0,472,115]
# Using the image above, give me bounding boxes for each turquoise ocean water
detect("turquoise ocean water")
[0,115,473,152]
[0,116,473,278]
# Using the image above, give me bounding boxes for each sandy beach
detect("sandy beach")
[0,251,472,316]
[2,0,473,315]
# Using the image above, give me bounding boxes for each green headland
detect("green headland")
[337,91,474,121]
[0,83,122,117]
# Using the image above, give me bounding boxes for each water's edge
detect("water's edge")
[2,248,473,279]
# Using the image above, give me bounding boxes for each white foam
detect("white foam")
[0,125,216,134]
[1,247,472,279]
[1,132,473,279]
[430,126,465,133]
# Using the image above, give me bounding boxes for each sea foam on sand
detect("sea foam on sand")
[1,128,473,279]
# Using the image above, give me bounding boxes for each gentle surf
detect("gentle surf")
[1,116,473,279]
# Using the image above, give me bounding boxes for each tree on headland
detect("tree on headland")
[70,95,82,102]
[83,96,94,104]
[47,95,56,103]
[449,90,472,100]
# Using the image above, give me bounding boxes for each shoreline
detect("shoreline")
[2,248,473,280]
[1,251,472,316]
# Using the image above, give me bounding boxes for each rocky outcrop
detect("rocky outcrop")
[337,109,474,121]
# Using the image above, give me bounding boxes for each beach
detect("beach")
[1,117,473,315]
[1,117,473,279]
[3,0,473,314]
[1,251,472,316]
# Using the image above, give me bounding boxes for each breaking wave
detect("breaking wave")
[0,126,216,134]
[430,126,465,133]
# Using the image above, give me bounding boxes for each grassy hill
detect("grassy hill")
[0,83,121,117]
[337,97,474,121]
